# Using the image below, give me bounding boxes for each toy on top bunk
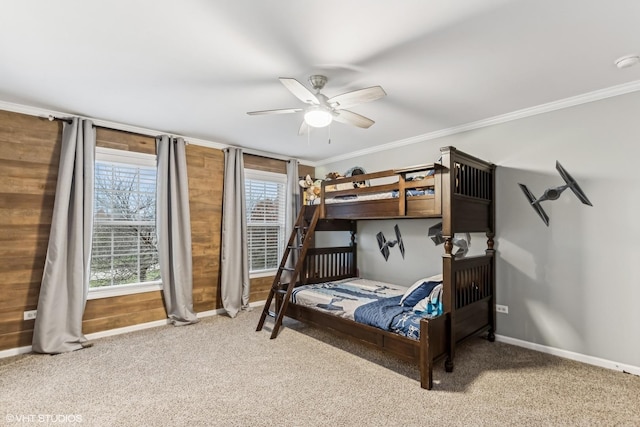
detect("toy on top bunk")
[299,166,370,205]
[323,171,352,192]
[324,166,369,192]
[298,174,323,204]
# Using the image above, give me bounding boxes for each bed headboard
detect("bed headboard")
[439,146,496,236]
[299,246,357,285]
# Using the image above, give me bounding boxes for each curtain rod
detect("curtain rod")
[47,114,73,124]
[47,114,181,141]
[47,114,297,162]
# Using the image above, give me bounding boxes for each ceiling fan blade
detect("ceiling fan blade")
[279,78,319,104]
[333,110,375,129]
[298,120,309,135]
[327,86,386,109]
[247,108,303,115]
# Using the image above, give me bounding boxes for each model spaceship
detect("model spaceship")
[518,161,592,226]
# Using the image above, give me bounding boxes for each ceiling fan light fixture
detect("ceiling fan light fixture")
[304,107,332,128]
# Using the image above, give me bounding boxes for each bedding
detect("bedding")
[291,278,443,340]
[311,188,435,205]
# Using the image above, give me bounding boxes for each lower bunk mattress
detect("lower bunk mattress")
[290,276,443,341]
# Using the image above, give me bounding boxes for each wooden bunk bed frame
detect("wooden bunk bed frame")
[269,146,496,389]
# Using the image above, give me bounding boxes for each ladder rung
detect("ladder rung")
[274,289,288,295]
[281,267,295,272]
[287,245,302,250]
[267,310,277,318]
[273,282,289,289]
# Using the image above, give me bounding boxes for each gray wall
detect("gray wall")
[316,91,640,369]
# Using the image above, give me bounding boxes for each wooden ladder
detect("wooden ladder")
[256,205,320,339]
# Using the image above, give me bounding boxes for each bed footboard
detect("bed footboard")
[439,253,495,374]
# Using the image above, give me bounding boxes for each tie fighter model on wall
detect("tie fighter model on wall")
[518,161,593,226]
[376,224,405,261]
[427,222,470,258]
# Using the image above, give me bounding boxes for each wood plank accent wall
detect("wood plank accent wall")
[0,109,312,351]
[186,144,224,312]
[0,110,62,350]
[0,111,226,350]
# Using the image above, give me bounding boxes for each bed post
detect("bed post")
[419,318,433,389]
[486,162,497,341]
[439,147,456,372]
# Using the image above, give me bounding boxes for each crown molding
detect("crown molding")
[0,99,309,164]
[0,99,229,150]
[4,79,639,169]
[314,79,640,166]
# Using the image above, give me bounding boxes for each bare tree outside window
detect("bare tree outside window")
[90,161,160,288]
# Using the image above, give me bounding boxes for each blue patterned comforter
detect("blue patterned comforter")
[291,279,434,340]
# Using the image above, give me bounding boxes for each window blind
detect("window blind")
[91,158,159,288]
[244,170,286,273]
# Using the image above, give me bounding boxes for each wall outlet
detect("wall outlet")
[496,304,509,314]
[23,310,37,321]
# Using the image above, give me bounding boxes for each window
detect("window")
[244,169,287,275]
[89,147,160,297]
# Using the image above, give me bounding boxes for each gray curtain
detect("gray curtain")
[33,118,95,354]
[220,147,250,317]
[156,136,198,326]
[284,159,301,279]
[285,159,300,242]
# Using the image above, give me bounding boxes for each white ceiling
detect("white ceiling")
[1,0,640,163]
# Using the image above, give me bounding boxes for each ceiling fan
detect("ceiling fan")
[247,75,386,135]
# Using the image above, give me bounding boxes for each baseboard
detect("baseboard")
[0,302,266,360]
[0,345,32,359]
[495,334,640,377]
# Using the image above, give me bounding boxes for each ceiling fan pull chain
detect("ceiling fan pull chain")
[328,122,331,144]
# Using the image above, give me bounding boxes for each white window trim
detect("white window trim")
[244,168,287,277]
[249,269,278,279]
[89,147,160,298]
[95,146,156,168]
[87,281,163,300]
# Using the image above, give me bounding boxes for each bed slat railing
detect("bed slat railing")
[453,162,493,202]
[301,246,356,285]
[451,256,493,310]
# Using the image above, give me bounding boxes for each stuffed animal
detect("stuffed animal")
[325,172,344,180]
[348,166,367,188]
[325,171,353,191]
[299,175,322,203]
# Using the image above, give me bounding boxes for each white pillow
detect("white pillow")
[423,273,443,282]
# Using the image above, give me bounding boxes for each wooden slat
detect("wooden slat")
[96,128,156,154]
[187,144,224,311]
[243,154,286,174]
[82,307,168,335]
[83,291,164,318]
[0,330,34,350]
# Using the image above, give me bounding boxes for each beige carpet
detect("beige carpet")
[1,309,638,427]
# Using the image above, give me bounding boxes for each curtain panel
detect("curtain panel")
[156,136,198,325]
[220,147,250,317]
[283,159,300,280]
[33,118,95,354]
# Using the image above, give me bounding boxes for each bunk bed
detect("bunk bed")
[257,146,496,390]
